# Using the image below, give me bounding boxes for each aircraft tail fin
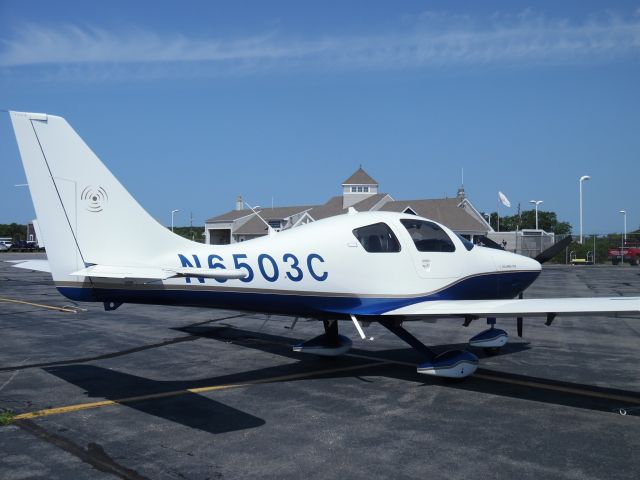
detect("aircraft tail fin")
[9,111,190,282]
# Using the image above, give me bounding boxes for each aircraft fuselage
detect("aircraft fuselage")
[55,211,541,317]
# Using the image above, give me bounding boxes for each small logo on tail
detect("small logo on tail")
[81,186,108,212]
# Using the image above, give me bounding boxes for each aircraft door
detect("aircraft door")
[398,219,462,280]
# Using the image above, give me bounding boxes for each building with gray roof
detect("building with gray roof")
[204,168,492,244]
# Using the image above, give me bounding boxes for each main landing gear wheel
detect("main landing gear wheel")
[293,320,352,357]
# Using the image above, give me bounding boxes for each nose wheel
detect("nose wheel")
[379,320,478,379]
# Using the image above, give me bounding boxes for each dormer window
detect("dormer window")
[341,167,379,208]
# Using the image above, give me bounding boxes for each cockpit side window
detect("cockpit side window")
[400,219,456,252]
[352,223,401,253]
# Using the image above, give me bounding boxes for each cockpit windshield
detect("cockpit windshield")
[400,219,456,252]
[455,233,475,251]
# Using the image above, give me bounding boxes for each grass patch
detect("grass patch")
[0,410,15,426]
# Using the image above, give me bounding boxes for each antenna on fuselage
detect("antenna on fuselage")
[244,201,276,235]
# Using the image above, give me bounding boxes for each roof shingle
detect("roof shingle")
[206,205,312,223]
[309,193,389,220]
[381,198,487,233]
[342,167,378,185]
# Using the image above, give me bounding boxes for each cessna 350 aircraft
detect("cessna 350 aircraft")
[8,111,640,378]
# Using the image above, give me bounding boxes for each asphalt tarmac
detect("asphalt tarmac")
[1,252,639,479]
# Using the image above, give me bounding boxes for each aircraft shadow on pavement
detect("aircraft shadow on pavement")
[42,324,640,435]
[176,325,640,415]
[43,364,266,435]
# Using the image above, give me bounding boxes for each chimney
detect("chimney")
[236,195,243,211]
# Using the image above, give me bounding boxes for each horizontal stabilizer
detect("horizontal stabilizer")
[172,267,248,280]
[384,297,640,318]
[70,264,247,280]
[7,259,51,273]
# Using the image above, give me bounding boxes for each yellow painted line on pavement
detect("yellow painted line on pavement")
[473,373,640,405]
[0,296,79,313]
[11,339,640,422]
[13,361,388,420]
[350,352,640,405]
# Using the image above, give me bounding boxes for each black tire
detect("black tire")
[632,256,640,266]
[612,258,619,265]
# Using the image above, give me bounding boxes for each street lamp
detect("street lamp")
[579,175,590,244]
[619,210,627,266]
[620,210,627,242]
[529,200,543,230]
[171,209,180,232]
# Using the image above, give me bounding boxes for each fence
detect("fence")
[486,230,556,259]
[485,231,640,264]
[560,233,640,265]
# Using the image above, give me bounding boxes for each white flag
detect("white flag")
[498,191,511,208]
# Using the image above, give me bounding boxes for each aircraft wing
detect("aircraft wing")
[6,259,51,273]
[70,264,247,281]
[383,297,640,319]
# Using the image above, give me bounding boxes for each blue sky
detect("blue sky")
[1,0,639,234]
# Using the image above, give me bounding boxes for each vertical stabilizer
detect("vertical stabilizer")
[10,111,191,282]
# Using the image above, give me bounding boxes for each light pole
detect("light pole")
[619,210,627,242]
[529,200,543,230]
[171,209,180,232]
[619,210,627,266]
[579,175,590,244]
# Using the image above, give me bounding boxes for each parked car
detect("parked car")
[11,240,37,252]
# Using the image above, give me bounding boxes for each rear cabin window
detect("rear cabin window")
[353,223,401,253]
[400,219,456,252]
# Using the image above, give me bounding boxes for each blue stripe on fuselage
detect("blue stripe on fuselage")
[57,270,539,316]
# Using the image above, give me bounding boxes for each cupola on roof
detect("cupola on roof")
[341,167,378,186]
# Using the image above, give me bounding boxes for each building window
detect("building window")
[352,223,401,253]
[351,186,357,192]
[268,220,282,230]
[357,186,363,192]
[400,219,456,252]
[363,186,369,192]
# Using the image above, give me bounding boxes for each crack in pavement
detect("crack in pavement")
[17,419,150,480]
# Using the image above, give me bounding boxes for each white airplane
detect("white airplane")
[8,111,640,379]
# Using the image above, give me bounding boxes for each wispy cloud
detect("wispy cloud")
[1,10,639,79]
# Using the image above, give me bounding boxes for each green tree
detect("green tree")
[170,226,205,243]
[0,223,27,241]
[485,210,571,235]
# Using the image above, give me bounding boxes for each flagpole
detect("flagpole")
[496,195,500,232]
